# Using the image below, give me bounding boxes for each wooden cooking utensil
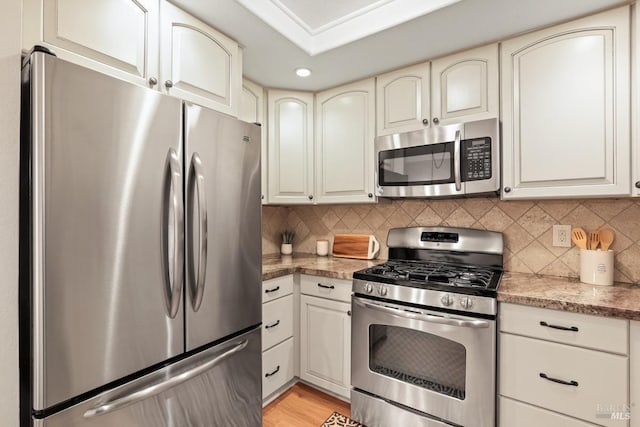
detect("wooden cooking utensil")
[571,227,588,249]
[588,230,600,250]
[599,227,615,251]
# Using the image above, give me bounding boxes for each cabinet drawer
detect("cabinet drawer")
[262,294,293,351]
[262,275,293,303]
[499,303,628,355]
[262,337,294,399]
[500,333,628,427]
[300,274,351,303]
[500,397,601,427]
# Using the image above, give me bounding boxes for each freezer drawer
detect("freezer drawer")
[35,327,262,427]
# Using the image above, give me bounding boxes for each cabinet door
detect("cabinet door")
[267,90,315,204]
[501,6,630,199]
[160,0,240,116]
[315,78,376,204]
[240,79,268,203]
[300,294,351,399]
[632,321,640,427]
[23,0,158,87]
[376,62,430,136]
[431,44,498,126]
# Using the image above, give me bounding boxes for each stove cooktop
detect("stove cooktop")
[353,260,502,297]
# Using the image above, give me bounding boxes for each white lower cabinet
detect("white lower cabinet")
[500,397,601,427]
[632,321,640,427]
[261,276,295,400]
[300,285,351,399]
[262,337,295,399]
[499,303,630,427]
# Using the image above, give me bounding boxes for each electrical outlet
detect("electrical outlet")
[552,225,572,247]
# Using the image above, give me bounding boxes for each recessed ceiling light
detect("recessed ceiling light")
[295,67,311,77]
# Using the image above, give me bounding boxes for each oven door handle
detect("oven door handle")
[355,298,490,329]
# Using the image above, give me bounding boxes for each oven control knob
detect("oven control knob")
[377,286,388,297]
[459,297,473,309]
[365,283,374,293]
[440,294,454,307]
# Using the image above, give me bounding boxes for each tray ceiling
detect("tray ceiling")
[235,0,462,55]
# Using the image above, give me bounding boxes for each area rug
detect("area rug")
[321,411,364,427]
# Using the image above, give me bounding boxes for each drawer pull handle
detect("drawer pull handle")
[265,286,280,294]
[540,321,578,332]
[317,283,335,289]
[539,373,578,387]
[265,320,280,329]
[265,365,280,378]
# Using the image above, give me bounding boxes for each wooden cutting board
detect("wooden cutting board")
[332,234,379,260]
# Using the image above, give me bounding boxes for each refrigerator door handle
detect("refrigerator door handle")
[83,338,249,418]
[189,152,208,312]
[165,148,184,319]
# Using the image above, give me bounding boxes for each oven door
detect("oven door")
[351,296,495,427]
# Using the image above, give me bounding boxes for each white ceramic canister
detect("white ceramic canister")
[579,249,614,286]
[316,240,329,256]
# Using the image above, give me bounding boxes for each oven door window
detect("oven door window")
[369,324,466,400]
[378,142,454,186]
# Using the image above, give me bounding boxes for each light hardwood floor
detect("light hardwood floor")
[262,383,351,427]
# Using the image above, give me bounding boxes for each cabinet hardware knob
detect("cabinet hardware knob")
[165,80,174,88]
[148,77,158,86]
[308,195,313,200]
[504,187,512,193]
[422,119,429,125]
[347,310,352,316]
[636,181,640,189]
[368,193,373,198]
[261,195,265,200]
[432,117,440,124]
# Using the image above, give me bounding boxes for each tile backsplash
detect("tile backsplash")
[262,198,640,284]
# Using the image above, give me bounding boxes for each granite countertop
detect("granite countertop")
[263,255,640,321]
[498,272,640,321]
[262,253,378,281]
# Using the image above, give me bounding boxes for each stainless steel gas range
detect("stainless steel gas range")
[350,226,504,427]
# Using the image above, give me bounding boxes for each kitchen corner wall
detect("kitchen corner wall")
[263,198,640,284]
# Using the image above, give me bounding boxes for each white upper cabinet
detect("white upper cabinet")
[240,79,268,204]
[267,90,315,204]
[635,6,640,197]
[501,6,631,199]
[376,62,430,136]
[375,44,498,137]
[431,44,498,126]
[315,79,376,204]
[160,0,241,116]
[23,0,159,88]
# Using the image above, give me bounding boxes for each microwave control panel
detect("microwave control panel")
[461,137,492,181]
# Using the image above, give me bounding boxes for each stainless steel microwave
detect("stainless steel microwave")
[375,118,500,198]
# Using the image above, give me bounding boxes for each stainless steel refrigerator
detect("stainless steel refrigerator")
[20,50,262,426]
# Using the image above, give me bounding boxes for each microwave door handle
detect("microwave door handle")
[355,298,489,329]
[454,129,462,192]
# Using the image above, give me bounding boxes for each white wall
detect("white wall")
[0,0,21,425]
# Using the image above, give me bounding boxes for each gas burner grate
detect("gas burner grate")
[371,365,465,400]
[362,261,495,289]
